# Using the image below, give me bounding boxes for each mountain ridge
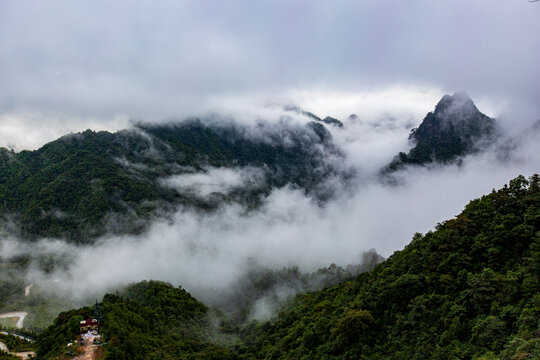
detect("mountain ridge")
[0,94,501,242]
[0,118,345,243]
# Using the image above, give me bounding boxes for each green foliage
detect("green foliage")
[36,281,239,360]
[330,309,374,350]
[214,253,383,324]
[34,174,539,359]
[0,120,341,243]
[0,263,25,310]
[0,333,36,352]
[0,352,19,360]
[36,307,92,358]
[471,315,506,351]
[0,264,76,333]
[0,320,16,329]
[242,174,540,359]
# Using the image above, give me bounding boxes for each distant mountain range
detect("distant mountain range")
[0,93,498,242]
[283,105,344,128]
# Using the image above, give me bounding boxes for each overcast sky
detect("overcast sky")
[1,0,540,148]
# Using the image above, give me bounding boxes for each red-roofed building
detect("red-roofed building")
[80,318,98,332]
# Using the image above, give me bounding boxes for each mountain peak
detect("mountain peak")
[434,91,476,117]
[415,92,492,142]
[382,92,497,174]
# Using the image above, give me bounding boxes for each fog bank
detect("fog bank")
[1,111,536,303]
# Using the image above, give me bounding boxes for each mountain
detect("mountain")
[0,118,344,243]
[35,174,540,359]
[384,92,497,173]
[241,174,539,359]
[0,95,501,242]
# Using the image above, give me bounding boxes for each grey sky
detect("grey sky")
[0,0,539,142]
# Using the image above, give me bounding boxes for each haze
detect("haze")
[0,0,539,306]
[1,0,539,149]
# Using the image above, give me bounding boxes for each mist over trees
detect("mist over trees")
[0,1,539,359]
[35,175,540,359]
[0,118,347,243]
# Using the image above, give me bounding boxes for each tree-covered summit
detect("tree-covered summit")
[36,280,231,360]
[385,92,497,172]
[0,118,344,243]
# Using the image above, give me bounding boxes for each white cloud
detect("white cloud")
[0,0,539,312]
[161,166,265,197]
[7,111,538,303]
[0,1,539,121]
[0,111,130,151]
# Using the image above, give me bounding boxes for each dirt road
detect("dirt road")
[73,334,102,360]
[24,284,33,297]
[73,344,96,360]
[0,339,36,359]
[11,350,36,359]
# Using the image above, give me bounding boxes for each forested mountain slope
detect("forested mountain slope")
[36,280,238,360]
[35,175,540,359]
[242,174,539,359]
[0,94,499,242]
[0,118,343,242]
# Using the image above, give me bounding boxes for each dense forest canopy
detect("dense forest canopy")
[240,174,539,359]
[0,118,344,243]
[35,174,540,359]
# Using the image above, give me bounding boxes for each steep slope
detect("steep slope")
[34,175,540,359]
[0,118,344,243]
[384,92,497,173]
[242,174,539,359]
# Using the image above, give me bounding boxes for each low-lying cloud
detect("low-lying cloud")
[161,166,266,197]
[1,98,537,308]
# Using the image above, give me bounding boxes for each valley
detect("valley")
[0,94,538,359]
[30,174,540,359]
[2,1,539,359]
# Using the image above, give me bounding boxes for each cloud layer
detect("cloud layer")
[1,1,539,132]
[0,0,539,311]
[1,101,537,305]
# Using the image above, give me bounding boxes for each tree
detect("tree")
[331,309,374,349]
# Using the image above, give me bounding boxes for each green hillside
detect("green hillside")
[36,280,237,360]
[35,174,540,359]
[242,174,539,359]
[0,119,341,243]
